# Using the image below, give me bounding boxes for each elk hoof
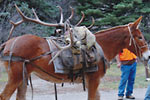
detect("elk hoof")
[0,95,4,100]
[0,95,2,100]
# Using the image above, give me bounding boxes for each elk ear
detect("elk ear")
[131,16,142,30]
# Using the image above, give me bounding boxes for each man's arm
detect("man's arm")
[116,55,121,68]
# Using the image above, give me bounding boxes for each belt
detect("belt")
[121,59,136,65]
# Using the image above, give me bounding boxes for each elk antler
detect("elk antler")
[8,4,65,40]
[76,11,85,26]
[87,17,95,29]
[48,26,73,65]
[68,6,74,20]
[57,6,63,24]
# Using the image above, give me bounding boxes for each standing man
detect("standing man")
[116,48,137,100]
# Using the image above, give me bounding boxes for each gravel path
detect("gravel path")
[0,76,147,100]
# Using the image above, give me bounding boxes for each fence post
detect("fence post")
[145,66,150,81]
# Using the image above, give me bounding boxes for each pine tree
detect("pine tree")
[77,0,150,40]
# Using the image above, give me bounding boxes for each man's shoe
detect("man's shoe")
[126,95,135,99]
[118,96,123,100]
[146,78,150,81]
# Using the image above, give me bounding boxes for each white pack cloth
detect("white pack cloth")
[72,26,96,49]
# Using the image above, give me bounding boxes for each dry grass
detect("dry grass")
[100,63,149,90]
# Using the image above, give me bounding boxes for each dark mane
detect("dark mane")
[94,24,129,34]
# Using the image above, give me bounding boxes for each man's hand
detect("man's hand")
[117,63,121,68]
[116,55,121,68]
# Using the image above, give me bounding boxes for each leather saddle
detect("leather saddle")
[46,36,99,74]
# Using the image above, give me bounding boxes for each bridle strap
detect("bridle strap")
[127,24,148,57]
[139,45,149,49]
[128,24,139,56]
[128,25,133,46]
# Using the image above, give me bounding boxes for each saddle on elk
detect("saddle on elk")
[46,26,99,75]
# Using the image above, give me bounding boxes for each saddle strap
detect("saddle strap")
[95,42,109,73]
[81,49,86,91]
[54,83,58,100]
[8,37,20,70]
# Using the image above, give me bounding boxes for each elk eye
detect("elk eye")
[74,35,77,38]
[138,36,142,40]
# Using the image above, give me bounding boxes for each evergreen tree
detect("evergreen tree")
[0,0,150,41]
[77,0,150,40]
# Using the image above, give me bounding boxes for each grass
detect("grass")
[0,72,8,89]
[100,63,149,90]
[0,72,7,82]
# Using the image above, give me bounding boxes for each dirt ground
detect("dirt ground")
[0,75,147,100]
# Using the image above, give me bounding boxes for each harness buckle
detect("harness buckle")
[24,59,30,63]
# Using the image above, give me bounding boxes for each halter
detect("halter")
[127,24,148,57]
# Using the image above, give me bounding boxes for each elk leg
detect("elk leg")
[0,78,21,100]
[16,82,27,100]
[86,75,100,100]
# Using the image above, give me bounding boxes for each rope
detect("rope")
[81,49,86,91]
[127,24,147,58]
[29,76,34,100]
[22,60,29,87]
[54,83,58,100]
[8,37,19,70]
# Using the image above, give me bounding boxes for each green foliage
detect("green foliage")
[35,25,55,37]
[14,0,59,20]
[15,2,33,16]
[119,15,138,24]
[0,0,150,41]
[0,12,10,18]
[5,0,58,37]
[0,72,7,83]
[144,33,150,41]
[140,7,150,14]
[16,0,57,36]
[113,2,133,10]
[76,0,150,40]
[96,14,117,26]
[133,0,142,4]
[85,9,103,17]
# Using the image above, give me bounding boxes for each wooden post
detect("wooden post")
[142,59,150,81]
[145,66,150,81]
[0,67,1,78]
